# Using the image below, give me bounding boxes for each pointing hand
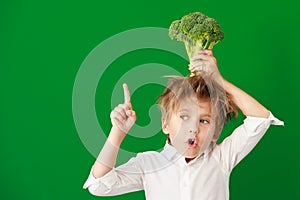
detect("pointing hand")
[110,84,136,134]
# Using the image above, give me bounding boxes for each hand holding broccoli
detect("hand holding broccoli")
[169,12,224,76]
[189,50,220,76]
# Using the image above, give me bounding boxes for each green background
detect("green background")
[2,0,299,199]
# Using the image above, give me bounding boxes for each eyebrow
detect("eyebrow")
[179,109,211,117]
[179,109,190,112]
[200,114,211,118]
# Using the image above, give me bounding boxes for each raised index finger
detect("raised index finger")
[123,83,131,104]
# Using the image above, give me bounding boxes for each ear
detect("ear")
[212,134,218,143]
[211,129,221,143]
[161,117,169,134]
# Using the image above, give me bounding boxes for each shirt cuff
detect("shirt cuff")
[243,111,284,133]
[83,165,117,189]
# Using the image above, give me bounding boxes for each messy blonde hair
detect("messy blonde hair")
[157,74,238,140]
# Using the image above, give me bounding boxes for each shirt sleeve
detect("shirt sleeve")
[216,111,284,173]
[83,155,145,196]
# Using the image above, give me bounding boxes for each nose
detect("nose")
[189,128,198,134]
[188,119,199,135]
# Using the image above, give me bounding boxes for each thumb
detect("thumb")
[126,110,136,121]
[126,110,136,117]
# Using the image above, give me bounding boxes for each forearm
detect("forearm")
[222,78,270,118]
[92,127,126,178]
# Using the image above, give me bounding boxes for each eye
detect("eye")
[200,119,209,124]
[180,115,189,120]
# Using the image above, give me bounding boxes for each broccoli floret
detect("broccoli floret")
[169,12,224,61]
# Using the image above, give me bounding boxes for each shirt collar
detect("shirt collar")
[160,142,180,161]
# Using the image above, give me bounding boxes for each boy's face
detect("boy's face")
[162,96,217,159]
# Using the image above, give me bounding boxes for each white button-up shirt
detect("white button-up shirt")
[83,112,283,200]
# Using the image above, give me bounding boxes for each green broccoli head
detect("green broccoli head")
[169,12,224,60]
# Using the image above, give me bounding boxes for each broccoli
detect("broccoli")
[169,12,224,65]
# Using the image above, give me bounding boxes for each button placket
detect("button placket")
[180,165,191,200]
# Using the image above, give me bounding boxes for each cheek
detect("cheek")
[198,125,213,140]
[168,122,186,140]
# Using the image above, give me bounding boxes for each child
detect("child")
[83,50,283,200]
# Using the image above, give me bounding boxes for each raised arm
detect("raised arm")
[92,83,136,178]
[189,50,269,118]
[221,78,269,118]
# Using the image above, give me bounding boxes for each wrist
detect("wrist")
[108,126,127,146]
[211,72,225,87]
[221,78,231,93]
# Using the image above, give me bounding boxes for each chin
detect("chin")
[184,150,200,158]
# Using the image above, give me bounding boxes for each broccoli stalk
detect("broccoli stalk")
[169,12,224,76]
